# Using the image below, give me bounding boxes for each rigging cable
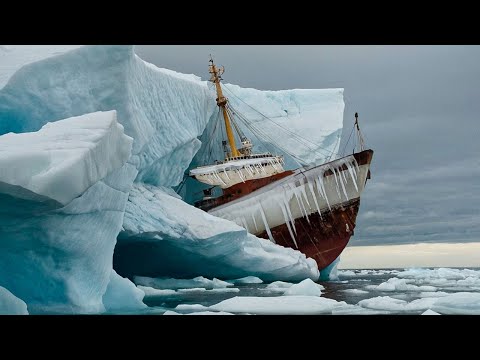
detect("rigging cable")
[228,104,306,167]
[223,84,338,158]
[341,123,356,157]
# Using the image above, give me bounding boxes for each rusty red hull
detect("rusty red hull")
[195,170,294,212]
[257,198,361,270]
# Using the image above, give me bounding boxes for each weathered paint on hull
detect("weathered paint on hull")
[257,198,360,270]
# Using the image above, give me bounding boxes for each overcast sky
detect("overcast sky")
[135,45,480,246]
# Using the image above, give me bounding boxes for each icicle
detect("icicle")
[289,183,306,218]
[352,156,360,174]
[236,169,246,183]
[338,167,349,201]
[218,172,228,187]
[300,178,312,209]
[299,191,311,224]
[223,168,231,181]
[261,164,267,175]
[251,212,258,232]
[259,204,275,243]
[315,176,325,200]
[278,200,298,248]
[316,175,331,211]
[341,166,348,185]
[258,163,265,175]
[348,160,358,181]
[241,216,249,232]
[331,166,342,200]
[211,170,227,186]
[346,161,359,192]
[269,159,280,172]
[291,183,310,224]
[282,192,297,235]
[307,177,322,218]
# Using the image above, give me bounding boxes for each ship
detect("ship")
[188,57,373,271]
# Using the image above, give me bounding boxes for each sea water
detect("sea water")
[136,268,480,315]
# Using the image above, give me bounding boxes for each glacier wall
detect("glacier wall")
[0,45,345,312]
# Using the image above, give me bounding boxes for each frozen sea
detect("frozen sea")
[132,267,480,315]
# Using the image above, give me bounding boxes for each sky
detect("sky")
[338,243,480,269]
[135,45,480,248]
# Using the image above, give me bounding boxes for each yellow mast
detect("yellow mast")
[209,56,240,158]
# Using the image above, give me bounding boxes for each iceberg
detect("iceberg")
[174,304,210,311]
[341,288,369,295]
[0,110,133,205]
[210,295,347,315]
[228,276,264,285]
[358,296,438,312]
[421,309,441,315]
[116,184,319,282]
[375,278,437,292]
[102,270,147,313]
[265,281,295,290]
[0,45,346,311]
[0,111,142,314]
[283,278,324,296]
[432,292,480,315]
[0,286,28,315]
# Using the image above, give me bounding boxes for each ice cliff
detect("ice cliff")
[0,111,145,313]
[0,45,343,313]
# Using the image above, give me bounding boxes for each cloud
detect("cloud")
[135,45,480,246]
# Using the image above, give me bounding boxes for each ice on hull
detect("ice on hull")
[208,150,373,270]
[191,156,285,188]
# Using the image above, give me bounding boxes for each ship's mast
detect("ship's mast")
[209,56,240,158]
